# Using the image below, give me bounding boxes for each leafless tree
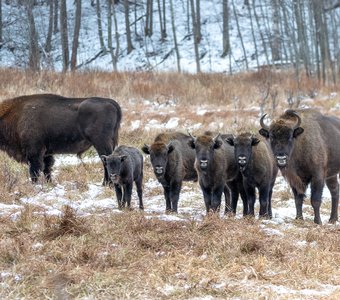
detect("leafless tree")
[124,0,133,54]
[170,0,180,72]
[60,0,69,72]
[26,0,40,71]
[71,0,82,71]
[222,0,230,57]
[96,0,106,51]
[189,0,200,72]
[45,0,54,53]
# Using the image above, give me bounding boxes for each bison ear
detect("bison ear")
[225,137,234,146]
[293,127,304,138]
[101,155,108,164]
[188,139,195,149]
[168,144,175,154]
[251,137,261,146]
[259,128,269,139]
[141,144,150,155]
[120,155,128,162]
[213,139,223,149]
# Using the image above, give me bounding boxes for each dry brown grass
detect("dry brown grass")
[0,69,339,299]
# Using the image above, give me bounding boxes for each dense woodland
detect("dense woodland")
[0,0,340,83]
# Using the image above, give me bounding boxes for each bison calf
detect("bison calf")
[142,132,197,213]
[226,133,278,218]
[101,146,144,210]
[188,133,247,215]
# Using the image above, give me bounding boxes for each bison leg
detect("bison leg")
[114,184,123,209]
[292,188,304,221]
[123,183,133,209]
[201,187,212,214]
[93,143,114,186]
[169,181,182,213]
[135,177,144,210]
[258,186,270,218]
[223,186,232,214]
[326,175,339,224]
[163,185,172,212]
[27,151,44,183]
[239,182,249,216]
[244,183,256,217]
[211,186,223,213]
[310,178,324,225]
[227,180,239,214]
[268,187,274,219]
[43,155,55,182]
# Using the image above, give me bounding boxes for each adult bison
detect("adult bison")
[101,145,144,210]
[259,109,340,224]
[188,132,247,215]
[226,133,278,218]
[0,94,122,184]
[142,132,198,213]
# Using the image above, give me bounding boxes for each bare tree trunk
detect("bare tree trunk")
[247,1,260,68]
[252,0,269,66]
[71,0,82,71]
[96,0,106,51]
[145,0,153,36]
[222,0,230,57]
[157,0,166,41]
[231,0,248,70]
[271,0,281,62]
[0,0,2,44]
[26,0,40,71]
[107,0,119,70]
[196,0,201,43]
[124,0,133,53]
[189,0,200,72]
[170,0,180,72]
[54,0,59,34]
[45,0,53,53]
[60,0,69,72]
[162,0,166,37]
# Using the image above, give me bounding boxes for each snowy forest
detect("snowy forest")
[0,0,340,83]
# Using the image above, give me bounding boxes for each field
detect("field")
[0,69,339,299]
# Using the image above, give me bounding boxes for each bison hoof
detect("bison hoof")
[314,217,322,225]
[329,217,338,224]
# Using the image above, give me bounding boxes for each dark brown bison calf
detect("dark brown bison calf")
[142,132,198,213]
[188,133,247,215]
[0,94,121,184]
[101,145,144,210]
[259,109,340,224]
[226,133,278,218]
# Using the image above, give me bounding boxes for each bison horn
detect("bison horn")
[213,133,221,142]
[260,114,270,131]
[291,111,302,130]
[187,130,197,141]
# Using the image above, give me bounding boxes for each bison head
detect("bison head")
[259,111,304,168]
[188,133,222,171]
[142,142,174,178]
[101,154,128,184]
[225,133,260,171]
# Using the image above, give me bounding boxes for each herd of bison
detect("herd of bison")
[0,94,339,225]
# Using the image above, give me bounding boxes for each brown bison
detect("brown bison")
[0,94,122,184]
[259,109,340,224]
[226,133,278,218]
[188,132,247,215]
[142,132,198,213]
[101,145,144,210]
